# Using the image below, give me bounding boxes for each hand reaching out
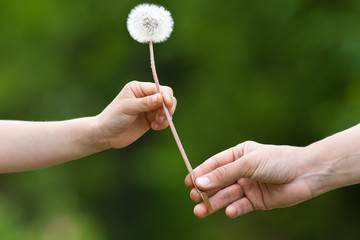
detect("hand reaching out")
[186,123,360,219]
[185,141,315,218]
[0,80,176,172]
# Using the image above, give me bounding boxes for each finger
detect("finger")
[169,97,177,116]
[195,155,261,191]
[225,197,255,218]
[185,146,242,188]
[162,91,173,109]
[153,96,175,123]
[190,180,236,202]
[128,81,174,99]
[160,86,174,99]
[194,141,261,190]
[185,174,193,188]
[193,183,244,218]
[152,108,166,130]
[151,118,170,130]
[160,86,174,111]
[190,187,221,202]
[127,81,159,97]
[152,103,177,130]
[122,93,162,116]
[155,108,166,124]
[161,93,176,120]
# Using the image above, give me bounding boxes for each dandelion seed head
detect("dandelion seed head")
[127,3,174,43]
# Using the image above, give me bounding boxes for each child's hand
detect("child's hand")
[96,81,176,148]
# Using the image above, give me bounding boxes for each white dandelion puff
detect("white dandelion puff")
[127,3,174,43]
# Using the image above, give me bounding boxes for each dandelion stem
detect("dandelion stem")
[149,42,213,214]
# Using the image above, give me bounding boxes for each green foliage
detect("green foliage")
[1,0,360,239]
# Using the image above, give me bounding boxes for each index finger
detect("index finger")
[129,81,174,99]
[185,141,261,188]
[185,146,240,188]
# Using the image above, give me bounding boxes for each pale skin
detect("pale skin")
[0,81,176,173]
[185,124,360,218]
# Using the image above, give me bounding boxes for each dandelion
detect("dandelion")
[127,3,213,214]
[127,3,174,43]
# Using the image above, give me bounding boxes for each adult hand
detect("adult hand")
[185,141,314,218]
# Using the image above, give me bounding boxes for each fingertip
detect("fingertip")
[184,175,193,188]
[161,86,174,96]
[168,97,177,116]
[194,204,207,218]
[151,120,169,131]
[190,189,196,201]
[190,188,202,202]
[225,205,238,218]
[151,122,160,130]
[163,92,172,108]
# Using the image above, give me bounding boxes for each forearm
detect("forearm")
[0,117,108,173]
[302,124,360,196]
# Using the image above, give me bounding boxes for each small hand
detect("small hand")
[185,141,314,218]
[96,81,176,148]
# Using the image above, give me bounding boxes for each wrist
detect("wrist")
[298,144,332,197]
[300,138,360,197]
[86,116,112,152]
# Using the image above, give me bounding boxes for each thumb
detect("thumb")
[195,155,258,190]
[122,93,162,115]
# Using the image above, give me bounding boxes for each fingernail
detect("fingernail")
[196,177,210,188]
[159,115,165,122]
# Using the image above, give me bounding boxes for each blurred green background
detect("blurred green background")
[1,0,360,239]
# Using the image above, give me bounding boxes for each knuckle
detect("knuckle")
[234,140,259,157]
[127,80,139,86]
[232,184,243,198]
[213,166,227,182]
[243,140,257,149]
[245,140,256,144]
[162,86,173,95]
[222,185,243,205]
[212,157,221,170]
[167,86,174,94]
[125,80,140,91]
[233,144,244,158]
